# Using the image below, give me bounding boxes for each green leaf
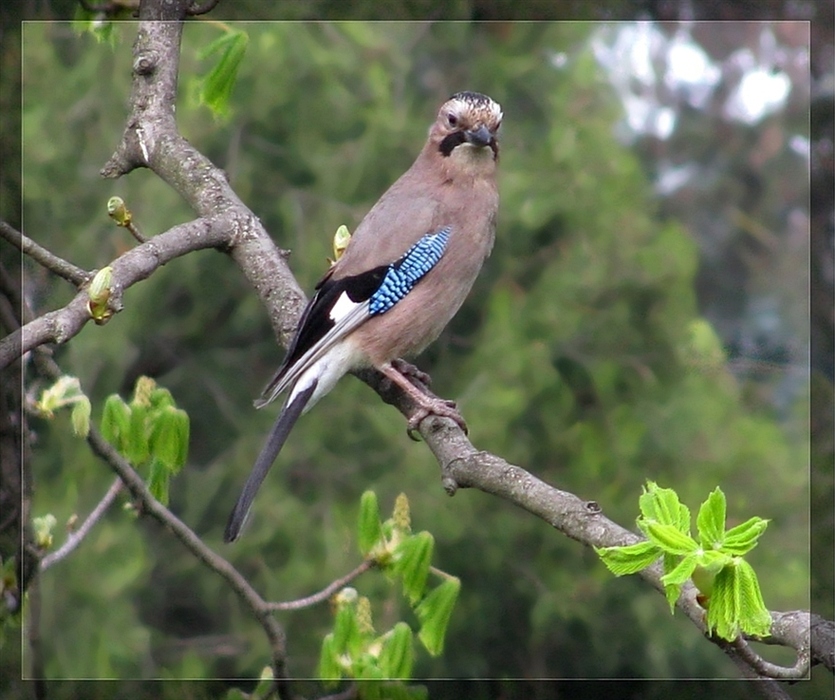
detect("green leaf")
[358,490,383,556]
[696,487,726,548]
[415,578,460,656]
[722,517,769,555]
[147,457,169,505]
[199,30,248,118]
[332,602,360,656]
[125,402,149,465]
[735,559,772,638]
[100,394,130,447]
[317,634,342,683]
[660,552,698,587]
[148,386,175,410]
[378,622,414,679]
[639,520,698,555]
[595,540,661,575]
[706,559,770,640]
[71,396,91,438]
[149,406,189,473]
[663,579,682,614]
[394,532,434,604]
[639,482,690,533]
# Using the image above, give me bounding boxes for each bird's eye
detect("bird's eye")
[446,112,458,127]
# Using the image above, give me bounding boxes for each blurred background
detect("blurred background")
[1,2,831,700]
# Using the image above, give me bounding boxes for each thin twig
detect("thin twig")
[268,560,375,611]
[730,635,811,680]
[40,478,123,571]
[0,216,232,371]
[85,424,292,690]
[0,220,89,287]
[125,220,148,244]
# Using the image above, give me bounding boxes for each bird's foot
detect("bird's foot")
[406,395,468,440]
[391,358,432,388]
[380,362,468,439]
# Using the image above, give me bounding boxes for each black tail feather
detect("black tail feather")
[223,380,317,543]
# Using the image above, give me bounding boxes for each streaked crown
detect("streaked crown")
[432,91,502,159]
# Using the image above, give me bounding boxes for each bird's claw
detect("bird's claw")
[406,397,468,440]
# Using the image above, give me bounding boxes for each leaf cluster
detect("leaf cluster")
[597,482,772,641]
[318,492,460,694]
[100,376,190,504]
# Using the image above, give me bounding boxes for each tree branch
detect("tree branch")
[268,560,375,612]
[15,6,823,689]
[39,477,123,572]
[0,220,89,287]
[0,216,233,371]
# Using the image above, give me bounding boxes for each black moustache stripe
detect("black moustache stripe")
[439,131,468,157]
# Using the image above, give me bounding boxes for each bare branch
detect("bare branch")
[85,424,292,696]
[268,560,375,611]
[0,216,233,370]
[729,636,810,680]
[1,220,89,287]
[40,478,123,571]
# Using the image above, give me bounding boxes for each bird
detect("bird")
[224,91,502,542]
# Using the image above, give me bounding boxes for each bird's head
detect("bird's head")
[432,91,502,161]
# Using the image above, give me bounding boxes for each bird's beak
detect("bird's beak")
[465,124,493,147]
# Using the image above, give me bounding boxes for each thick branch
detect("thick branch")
[100,16,305,352]
[1,216,232,370]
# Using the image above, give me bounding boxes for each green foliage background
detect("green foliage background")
[14,19,814,699]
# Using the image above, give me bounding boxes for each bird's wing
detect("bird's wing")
[256,226,452,408]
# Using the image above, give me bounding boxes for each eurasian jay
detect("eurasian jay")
[224,91,502,542]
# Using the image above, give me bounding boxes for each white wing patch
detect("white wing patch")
[255,298,371,408]
[329,291,363,323]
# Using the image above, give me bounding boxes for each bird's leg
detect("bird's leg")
[379,362,468,437]
[390,358,432,388]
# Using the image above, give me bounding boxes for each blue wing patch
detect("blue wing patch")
[368,227,451,315]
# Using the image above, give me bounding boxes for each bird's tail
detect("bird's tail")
[223,380,317,542]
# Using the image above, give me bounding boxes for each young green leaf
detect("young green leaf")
[71,396,91,437]
[149,406,189,472]
[639,520,698,555]
[415,578,460,656]
[332,602,360,656]
[595,540,661,575]
[660,552,698,587]
[662,552,682,612]
[639,482,690,532]
[696,487,726,548]
[734,559,772,638]
[378,622,414,679]
[147,457,170,505]
[317,634,342,683]
[706,559,771,640]
[149,386,175,410]
[358,490,383,556]
[101,394,130,447]
[722,517,769,555]
[199,30,248,117]
[126,402,150,465]
[394,532,434,604]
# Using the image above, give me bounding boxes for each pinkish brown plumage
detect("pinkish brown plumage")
[225,92,502,542]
